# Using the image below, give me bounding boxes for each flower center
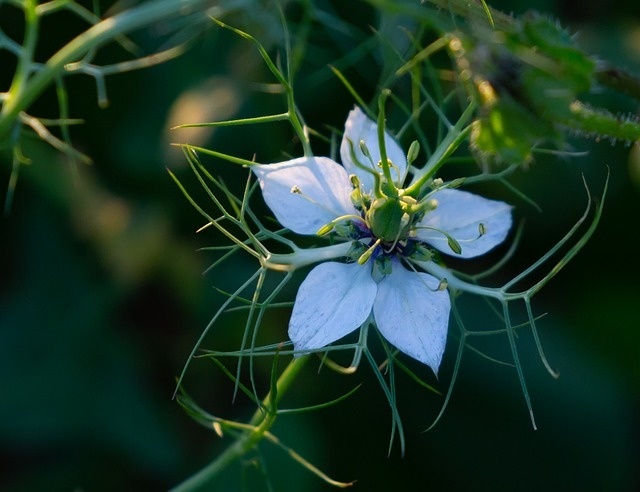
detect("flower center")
[366,196,411,243]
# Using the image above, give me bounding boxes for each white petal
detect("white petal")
[339,107,407,193]
[252,157,358,235]
[415,189,512,258]
[373,261,450,373]
[289,261,377,352]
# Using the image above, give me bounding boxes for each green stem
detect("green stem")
[171,355,310,492]
[564,101,640,142]
[6,0,39,111]
[377,89,394,189]
[595,65,640,102]
[423,0,513,29]
[0,0,221,140]
[365,0,515,32]
[404,101,475,197]
[289,99,313,157]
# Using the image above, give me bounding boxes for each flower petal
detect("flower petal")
[415,189,512,258]
[340,107,407,193]
[289,261,377,352]
[252,157,358,235]
[373,261,450,373]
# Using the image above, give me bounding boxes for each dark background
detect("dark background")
[1,0,639,490]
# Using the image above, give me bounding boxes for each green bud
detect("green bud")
[407,140,420,164]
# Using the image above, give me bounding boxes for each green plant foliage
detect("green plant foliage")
[1,1,639,491]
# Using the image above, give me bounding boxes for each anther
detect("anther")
[407,140,420,164]
[357,238,381,265]
[359,140,372,160]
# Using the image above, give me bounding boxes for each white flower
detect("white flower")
[252,107,512,374]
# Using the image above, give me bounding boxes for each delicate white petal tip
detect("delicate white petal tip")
[415,188,513,258]
[252,157,358,235]
[373,262,450,373]
[339,107,407,192]
[289,262,377,353]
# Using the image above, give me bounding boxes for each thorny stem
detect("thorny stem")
[424,0,512,29]
[595,65,640,101]
[171,355,310,492]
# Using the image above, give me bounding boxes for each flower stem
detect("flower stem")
[404,102,476,197]
[171,355,310,492]
[377,89,395,190]
[6,0,39,114]
[0,0,222,141]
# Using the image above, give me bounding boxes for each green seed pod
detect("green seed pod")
[366,197,410,242]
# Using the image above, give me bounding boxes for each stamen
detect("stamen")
[414,222,489,255]
[347,139,382,197]
[349,174,367,208]
[407,140,420,165]
[446,236,462,255]
[347,138,377,175]
[414,225,463,254]
[407,197,438,215]
[359,139,373,164]
[357,238,381,265]
[316,213,366,236]
[291,185,361,221]
[346,241,367,262]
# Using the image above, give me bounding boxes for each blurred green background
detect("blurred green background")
[1,0,639,490]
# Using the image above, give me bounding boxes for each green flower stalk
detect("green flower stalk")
[170,6,615,488]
